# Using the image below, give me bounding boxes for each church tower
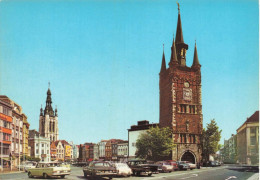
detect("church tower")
[39,84,59,142]
[159,4,202,164]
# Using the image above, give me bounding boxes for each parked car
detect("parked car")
[113,162,132,177]
[127,159,158,176]
[24,162,37,172]
[215,161,221,166]
[177,161,190,170]
[166,160,179,171]
[155,161,174,173]
[208,161,217,167]
[183,161,196,170]
[27,162,70,179]
[83,161,117,179]
[16,163,26,171]
[73,162,89,167]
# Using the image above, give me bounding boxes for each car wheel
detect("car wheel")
[28,172,33,178]
[61,175,65,178]
[43,173,48,179]
[148,173,152,176]
[137,172,141,176]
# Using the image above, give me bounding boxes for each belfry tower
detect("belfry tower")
[39,84,59,142]
[159,4,203,163]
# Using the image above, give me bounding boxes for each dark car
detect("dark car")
[208,161,217,167]
[127,160,158,176]
[83,161,117,179]
[177,161,190,170]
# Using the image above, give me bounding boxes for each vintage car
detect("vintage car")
[177,161,190,170]
[27,162,70,179]
[113,162,132,177]
[127,159,158,176]
[83,161,117,179]
[155,161,174,173]
[24,162,37,172]
[183,161,196,170]
[166,160,179,171]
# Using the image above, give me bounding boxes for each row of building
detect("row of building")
[0,96,30,167]
[219,111,259,165]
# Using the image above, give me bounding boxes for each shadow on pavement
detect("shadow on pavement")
[227,165,259,173]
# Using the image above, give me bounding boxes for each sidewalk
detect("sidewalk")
[0,167,24,174]
[247,173,259,180]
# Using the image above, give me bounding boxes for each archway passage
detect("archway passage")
[181,151,196,164]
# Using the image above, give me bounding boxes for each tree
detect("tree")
[136,126,175,161]
[202,119,222,162]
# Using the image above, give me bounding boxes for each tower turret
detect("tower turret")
[160,44,166,74]
[191,41,201,70]
[169,35,178,68]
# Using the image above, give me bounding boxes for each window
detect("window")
[3,107,8,115]
[250,136,256,146]
[42,149,44,154]
[180,134,186,143]
[42,143,44,148]
[189,105,196,114]
[180,105,186,113]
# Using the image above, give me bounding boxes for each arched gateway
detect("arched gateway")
[181,151,196,164]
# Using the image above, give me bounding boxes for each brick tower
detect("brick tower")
[159,5,203,164]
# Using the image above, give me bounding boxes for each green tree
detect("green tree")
[202,119,222,162]
[136,126,175,161]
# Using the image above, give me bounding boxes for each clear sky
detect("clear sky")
[0,0,258,145]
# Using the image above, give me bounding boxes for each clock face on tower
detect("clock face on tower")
[183,88,192,101]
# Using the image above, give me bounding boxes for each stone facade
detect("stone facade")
[39,86,59,142]
[159,7,202,164]
[237,111,259,165]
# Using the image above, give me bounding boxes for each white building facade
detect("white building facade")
[29,130,51,162]
[98,140,107,160]
[128,120,158,159]
[117,141,128,162]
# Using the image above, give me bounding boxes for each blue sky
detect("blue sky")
[0,0,258,145]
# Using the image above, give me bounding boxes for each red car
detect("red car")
[165,160,179,171]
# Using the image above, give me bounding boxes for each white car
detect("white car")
[24,162,37,172]
[184,161,196,170]
[113,163,132,177]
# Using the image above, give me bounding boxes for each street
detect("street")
[0,165,258,180]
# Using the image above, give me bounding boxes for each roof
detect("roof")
[128,120,159,131]
[237,111,259,131]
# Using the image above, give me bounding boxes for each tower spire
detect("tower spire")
[192,41,201,69]
[169,34,178,68]
[176,2,184,44]
[174,2,188,66]
[160,44,166,73]
[44,83,54,116]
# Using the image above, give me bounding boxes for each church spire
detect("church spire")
[169,35,178,68]
[176,2,184,44]
[44,83,54,116]
[192,41,201,69]
[160,44,166,73]
[175,2,188,66]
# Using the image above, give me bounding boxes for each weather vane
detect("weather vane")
[48,81,50,88]
[176,1,180,12]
